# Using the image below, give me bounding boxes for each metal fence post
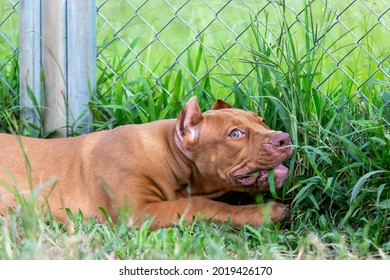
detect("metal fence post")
[41,0,67,137]
[19,0,95,137]
[66,1,96,136]
[19,0,41,135]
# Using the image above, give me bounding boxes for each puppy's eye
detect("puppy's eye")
[229,129,243,139]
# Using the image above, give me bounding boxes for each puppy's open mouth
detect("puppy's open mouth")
[234,164,288,187]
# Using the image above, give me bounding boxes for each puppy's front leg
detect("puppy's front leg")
[134,197,290,229]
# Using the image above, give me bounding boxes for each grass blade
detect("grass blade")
[350,170,386,203]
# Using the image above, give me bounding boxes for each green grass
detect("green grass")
[0,0,389,259]
[1,209,387,260]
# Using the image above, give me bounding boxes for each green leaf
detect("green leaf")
[376,199,390,210]
[136,107,149,123]
[147,90,155,121]
[195,35,204,75]
[172,70,183,101]
[337,162,364,173]
[324,129,369,164]
[292,183,315,205]
[339,195,364,228]
[65,208,75,221]
[376,183,387,207]
[350,170,385,203]
[268,169,279,199]
[308,193,320,210]
[99,207,113,224]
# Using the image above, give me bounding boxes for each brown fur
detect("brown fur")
[0,97,292,229]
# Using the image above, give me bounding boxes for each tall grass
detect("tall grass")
[246,0,390,254]
[0,0,389,259]
[234,1,390,254]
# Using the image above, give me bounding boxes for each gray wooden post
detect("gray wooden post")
[19,0,96,137]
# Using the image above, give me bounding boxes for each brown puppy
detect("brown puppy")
[0,97,292,229]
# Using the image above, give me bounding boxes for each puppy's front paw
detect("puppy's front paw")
[269,202,290,223]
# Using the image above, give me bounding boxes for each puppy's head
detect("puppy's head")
[175,97,292,195]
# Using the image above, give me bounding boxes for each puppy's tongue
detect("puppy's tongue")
[259,164,288,181]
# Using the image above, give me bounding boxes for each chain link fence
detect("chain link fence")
[0,0,19,96]
[1,0,389,126]
[96,0,390,125]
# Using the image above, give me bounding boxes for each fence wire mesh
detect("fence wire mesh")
[0,0,389,127]
[95,0,389,124]
[0,0,19,96]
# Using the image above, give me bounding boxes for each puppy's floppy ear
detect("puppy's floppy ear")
[211,99,232,110]
[175,96,203,147]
